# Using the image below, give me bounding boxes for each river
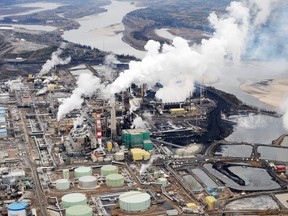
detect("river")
[62,1,145,58]
[0,2,64,18]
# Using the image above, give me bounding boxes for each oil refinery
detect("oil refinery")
[0,59,287,216]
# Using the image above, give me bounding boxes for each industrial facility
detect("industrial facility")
[0,55,287,216]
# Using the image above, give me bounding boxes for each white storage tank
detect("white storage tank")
[119,191,151,212]
[8,202,28,216]
[114,152,125,161]
[78,176,97,189]
[61,193,87,208]
[66,205,92,216]
[56,179,70,190]
[74,167,92,178]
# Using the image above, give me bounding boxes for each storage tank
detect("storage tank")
[157,178,168,187]
[78,176,97,189]
[106,174,124,187]
[66,205,92,216]
[114,152,125,161]
[119,191,151,212]
[61,193,87,208]
[56,179,70,190]
[101,165,118,176]
[74,167,92,178]
[63,169,70,179]
[106,141,113,152]
[8,202,28,216]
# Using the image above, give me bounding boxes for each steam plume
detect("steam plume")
[57,73,109,121]
[131,115,148,129]
[39,44,71,76]
[110,0,279,103]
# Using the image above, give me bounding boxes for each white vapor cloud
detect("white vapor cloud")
[39,43,71,76]
[110,0,278,103]
[57,73,109,121]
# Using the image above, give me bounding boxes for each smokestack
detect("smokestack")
[111,95,117,140]
[96,112,103,149]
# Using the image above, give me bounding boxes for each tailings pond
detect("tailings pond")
[191,168,218,188]
[226,195,279,211]
[213,143,253,158]
[204,163,281,191]
[257,146,288,162]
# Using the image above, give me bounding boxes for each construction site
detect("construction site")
[0,57,287,216]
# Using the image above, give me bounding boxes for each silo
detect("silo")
[157,178,168,187]
[66,205,92,216]
[119,191,151,212]
[100,165,118,176]
[106,174,124,187]
[114,152,125,161]
[61,193,87,208]
[8,202,28,216]
[78,176,97,189]
[56,179,70,190]
[63,169,70,179]
[74,167,92,178]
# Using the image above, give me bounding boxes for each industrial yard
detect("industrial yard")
[0,0,287,215]
[0,59,287,216]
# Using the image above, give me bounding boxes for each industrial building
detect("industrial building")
[122,129,153,150]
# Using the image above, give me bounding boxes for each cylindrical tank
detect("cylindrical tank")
[56,179,70,190]
[63,169,70,179]
[78,176,97,189]
[74,167,92,178]
[61,193,87,208]
[101,165,118,176]
[104,156,112,162]
[114,152,125,161]
[106,141,113,152]
[66,205,92,216]
[119,191,151,212]
[8,202,28,216]
[157,178,168,187]
[106,174,124,187]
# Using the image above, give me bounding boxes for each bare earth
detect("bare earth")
[240,79,288,107]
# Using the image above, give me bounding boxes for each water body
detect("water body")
[191,168,218,188]
[204,163,281,191]
[0,2,64,18]
[0,24,56,32]
[155,28,176,41]
[214,144,253,158]
[257,146,288,162]
[225,114,286,144]
[183,175,203,190]
[226,195,279,210]
[62,1,145,58]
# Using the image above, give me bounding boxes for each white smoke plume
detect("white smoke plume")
[131,115,148,129]
[139,154,160,175]
[73,115,84,129]
[57,73,109,121]
[39,44,71,76]
[281,98,288,130]
[110,0,278,103]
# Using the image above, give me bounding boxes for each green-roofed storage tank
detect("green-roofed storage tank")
[106,174,124,187]
[101,165,118,176]
[119,191,151,212]
[66,205,92,216]
[74,167,92,178]
[61,193,87,208]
